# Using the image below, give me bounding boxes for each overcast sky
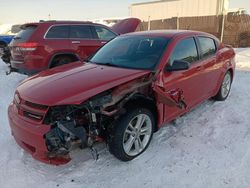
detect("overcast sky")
[0,0,249,24]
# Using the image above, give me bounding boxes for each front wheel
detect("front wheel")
[109,108,154,161]
[214,71,232,101]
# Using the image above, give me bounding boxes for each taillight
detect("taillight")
[17,42,38,51]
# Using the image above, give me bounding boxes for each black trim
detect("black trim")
[194,36,202,60]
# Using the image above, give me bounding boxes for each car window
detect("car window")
[170,38,198,65]
[14,25,37,42]
[90,36,169,70]
[11,25,21,34]
[45,25,69,39]
[198,37,217,58]
[94,26,117,40]
[70,25,93,39]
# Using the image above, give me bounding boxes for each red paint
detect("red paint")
[9,18,141,74]
[8,30,235,165]
[111,18,141,35]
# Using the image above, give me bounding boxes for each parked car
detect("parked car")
[0,24,21,60]
[6,18,141,75]
[0,35,14,49]
[8,30,235,165]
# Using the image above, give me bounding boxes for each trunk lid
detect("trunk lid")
[111,18,141,35]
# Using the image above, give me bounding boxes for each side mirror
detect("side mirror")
[165,60,190,72]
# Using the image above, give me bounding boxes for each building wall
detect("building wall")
[137,14,250,47]
[130,0,228,21]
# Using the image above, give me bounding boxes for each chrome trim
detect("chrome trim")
[71,41,81,44]
[11,60,24,64]
[43,24,117,40]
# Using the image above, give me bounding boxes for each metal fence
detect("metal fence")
[138,14,250,47]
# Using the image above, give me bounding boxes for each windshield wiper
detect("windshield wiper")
[86,60,119,68]
[85,59,96,64]
[99,63,119,67]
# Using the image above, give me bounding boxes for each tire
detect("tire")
[108,108,154,161]
[214,71,232,101]
[51,56,73,68]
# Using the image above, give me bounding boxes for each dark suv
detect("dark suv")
[8,18,140,74]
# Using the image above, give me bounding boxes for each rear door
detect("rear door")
[69,25,102,61]
[196,36,219,95]
[44,25,71,58]
[155,37,206,122]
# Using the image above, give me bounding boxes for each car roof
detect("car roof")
[21,20,95,28]
[38,20,92,24]
[20,20,116,32]
[123,30,215,39]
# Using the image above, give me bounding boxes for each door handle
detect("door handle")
[72,41,80,44]
[101,41,107,44]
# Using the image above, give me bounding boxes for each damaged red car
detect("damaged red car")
[8,30,235,165]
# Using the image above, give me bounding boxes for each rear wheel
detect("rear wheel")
[109,108,154,161]
[51,56,73,68]
[214,71,232,101]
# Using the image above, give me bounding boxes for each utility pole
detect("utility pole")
[176,13,179,30]
[148,16,151,30]
[220,0,229,42]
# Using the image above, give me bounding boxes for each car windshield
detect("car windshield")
[90,36,169,70]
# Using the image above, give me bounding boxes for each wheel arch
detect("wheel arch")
[227,68,234,80]
[48,52,80,68]
[123,94,158,132]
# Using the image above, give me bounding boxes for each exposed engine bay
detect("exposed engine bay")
[44,92,115,160]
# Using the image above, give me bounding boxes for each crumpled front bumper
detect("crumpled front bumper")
[8,103,70,165]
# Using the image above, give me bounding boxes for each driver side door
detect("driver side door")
[155,37,207,122]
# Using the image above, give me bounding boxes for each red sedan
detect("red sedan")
[8,30,235,165]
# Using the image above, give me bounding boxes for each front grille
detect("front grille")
[25,101,48,110]
[14,96,49,122]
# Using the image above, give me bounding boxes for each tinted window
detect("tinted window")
[45,25,69,39]
[90,36,169,70]
[94,26,116,40]
[11,25,21,34]
[14,25,37,42]
[170,38,198,65]
[198,37,216,58]
[70,25,93,39]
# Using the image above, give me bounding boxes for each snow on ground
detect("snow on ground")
[0,49,250,188]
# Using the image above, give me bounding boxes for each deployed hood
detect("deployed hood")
[111,18,141,35]
[17,62,150,106]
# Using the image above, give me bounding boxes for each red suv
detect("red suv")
[8,30,235,165]
[8,18,140,74]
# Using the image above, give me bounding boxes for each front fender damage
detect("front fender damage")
[43,72,187,164]
[43,74,155,163]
